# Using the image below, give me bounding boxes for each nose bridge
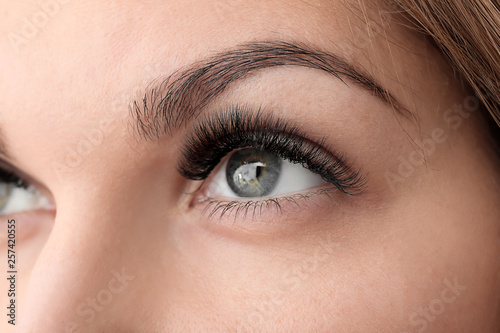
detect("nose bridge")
[18,196,139,332]
[18,134,177,331]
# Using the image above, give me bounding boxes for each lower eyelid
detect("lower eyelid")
[0,210,54,243]
[184,188,343,238]
[192,186,337,222]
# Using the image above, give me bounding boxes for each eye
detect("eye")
[207,148,326,199]
[0,170,52,215]
[179,108,366,220]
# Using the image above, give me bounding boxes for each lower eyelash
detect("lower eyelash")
[195,188,336,221]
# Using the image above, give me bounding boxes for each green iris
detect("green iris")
[226,148,282,198]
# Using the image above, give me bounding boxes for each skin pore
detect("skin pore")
[1,0,500,332]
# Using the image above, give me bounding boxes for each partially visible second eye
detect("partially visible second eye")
[0,173,52,215]
[206,148,327,199]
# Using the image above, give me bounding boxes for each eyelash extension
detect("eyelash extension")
[178,106,366,195]
[0,167,29,190]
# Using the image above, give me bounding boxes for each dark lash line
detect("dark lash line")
[0,167,29,190]
[177,105,366,196]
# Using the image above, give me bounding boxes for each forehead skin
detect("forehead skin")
[1,0,500,332]
[0,0,453,184]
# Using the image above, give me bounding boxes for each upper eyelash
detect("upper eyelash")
[177,106,365,195]
[0,167,29,189]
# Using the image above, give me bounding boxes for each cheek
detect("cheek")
[0,212,53,315]
[151,160,500,332]
[137,211,409,331]
[377,148,500,331]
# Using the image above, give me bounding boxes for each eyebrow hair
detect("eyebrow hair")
[131,40,407,140]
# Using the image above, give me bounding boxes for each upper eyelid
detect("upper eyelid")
[178,106,306,178]
[177,106,366,195]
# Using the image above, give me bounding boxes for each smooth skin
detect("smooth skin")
[1,0,500,332]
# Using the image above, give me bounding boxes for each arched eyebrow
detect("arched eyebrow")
[131,40,407,140]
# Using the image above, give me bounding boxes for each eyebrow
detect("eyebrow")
[131,40,407,140]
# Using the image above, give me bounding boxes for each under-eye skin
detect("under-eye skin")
[177,106,366,218]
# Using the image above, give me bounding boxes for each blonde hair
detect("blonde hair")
[391,0,500,127]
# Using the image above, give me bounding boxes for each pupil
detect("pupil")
[234,162,265,187]
[226,148,282,198]
[256,166,263,179]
